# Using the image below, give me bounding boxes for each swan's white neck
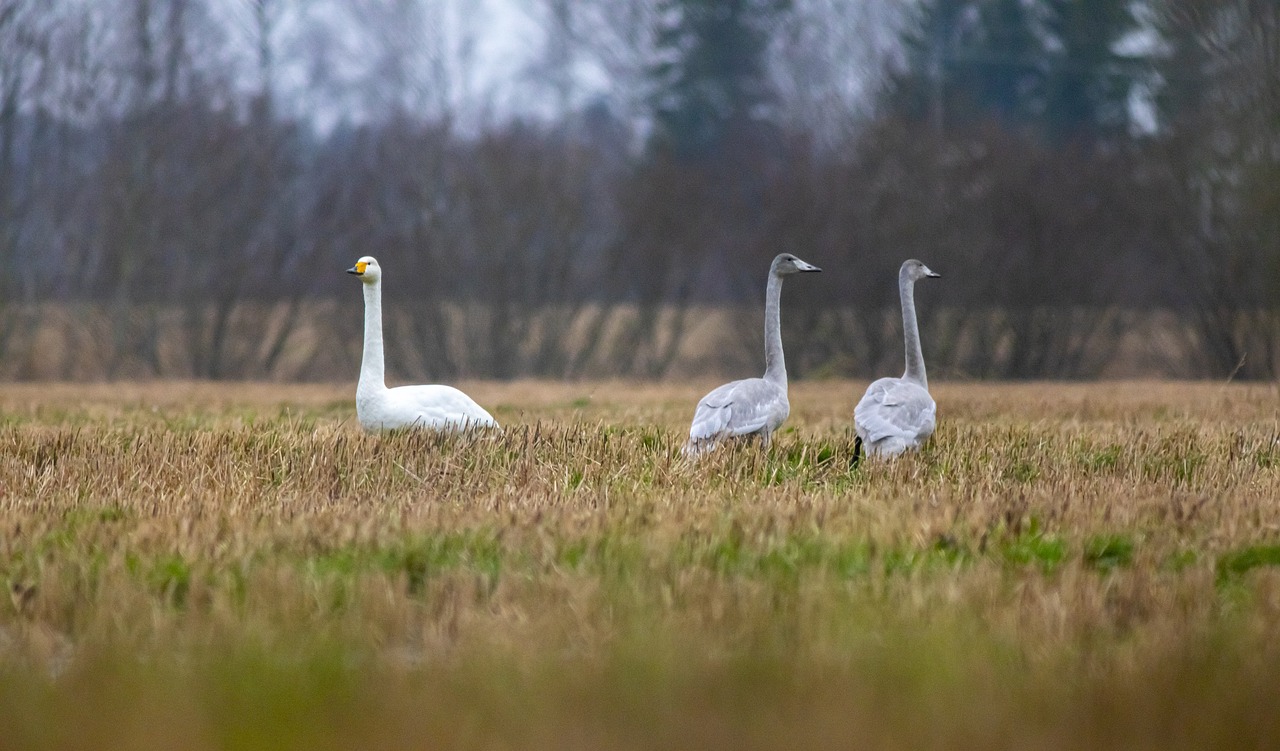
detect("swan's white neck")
[763,268,787,387]
[900,268,927,388]
[359,279,387,395]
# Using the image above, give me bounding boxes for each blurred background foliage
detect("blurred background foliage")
[1,0,1278,380]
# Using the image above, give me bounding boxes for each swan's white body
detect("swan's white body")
[855,259,939,459]
[356,383,495,432]
[348,256,497,432]
[685,253,820,455]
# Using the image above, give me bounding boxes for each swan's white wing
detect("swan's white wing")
[854,378,935,445]
[385,384,498,429]
[689,378,787,442]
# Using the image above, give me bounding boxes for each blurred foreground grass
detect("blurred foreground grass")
[1,380,1279,750]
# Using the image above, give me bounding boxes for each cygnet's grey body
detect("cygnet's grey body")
[685,253,820,454]
[854,259,940,458]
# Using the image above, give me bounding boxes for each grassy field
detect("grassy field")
[1,380,1279,750]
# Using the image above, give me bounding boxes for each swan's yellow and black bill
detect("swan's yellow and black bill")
[347,261,368,275]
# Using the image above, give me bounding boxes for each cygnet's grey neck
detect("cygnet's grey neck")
[899,267,927,388]
[763,268,787,387]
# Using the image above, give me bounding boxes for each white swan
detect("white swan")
[347,256,497,432]
[854,259,940,459]
[684,253,821,455]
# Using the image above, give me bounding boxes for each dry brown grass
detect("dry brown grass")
[1,380,1279,750]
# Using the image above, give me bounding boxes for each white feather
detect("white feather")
[349,256,497,432]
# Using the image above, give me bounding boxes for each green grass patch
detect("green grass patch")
[1000,531,1067,572]
[308,532,505,593]
[1084,534,1135,571]
[1216,545,1280,582]
[1142,433,1207,486]
[1165,549,1199,572]
[1080,443,1125,473]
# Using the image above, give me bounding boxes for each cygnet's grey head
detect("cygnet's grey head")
[772,253,822,276]
[902,258,940,281]
[346,256,382,284]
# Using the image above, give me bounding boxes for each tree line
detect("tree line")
[1,0,1277,380]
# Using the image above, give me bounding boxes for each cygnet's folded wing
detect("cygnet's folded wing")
[689,378,786,442]
[854,378,936,445]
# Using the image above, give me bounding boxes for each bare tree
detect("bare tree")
[767,1,906,151]
[0,0,42,371]
[557,0,660,133]
[0,1,114,376]
[1155,0,1280,378]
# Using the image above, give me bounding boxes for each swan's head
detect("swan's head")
[902,259,940,281]
[346,256,382,284]
[772,253,821,276]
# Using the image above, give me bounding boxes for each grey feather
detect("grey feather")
[688,378,789,448]
[684,253,819,456]
[853,259,940,459]
[854,377,936,457]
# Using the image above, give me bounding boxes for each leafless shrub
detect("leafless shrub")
[1153,0,1280,378]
